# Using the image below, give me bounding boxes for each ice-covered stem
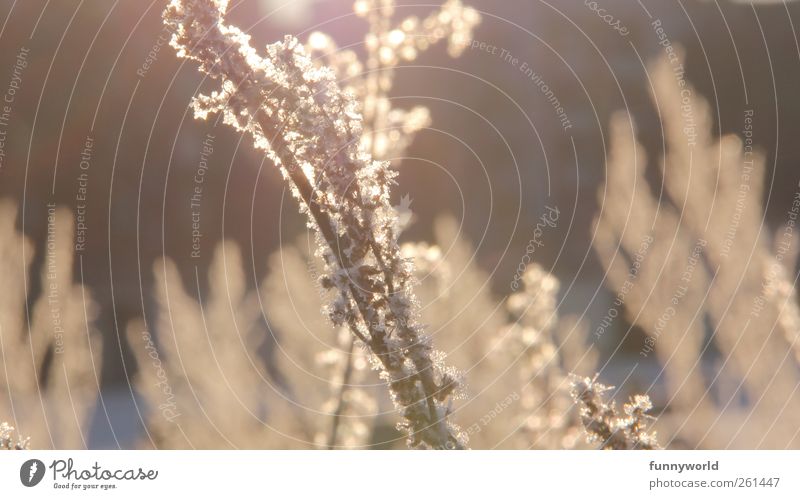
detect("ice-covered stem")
[569,375,659,450]
[164,0,464,449]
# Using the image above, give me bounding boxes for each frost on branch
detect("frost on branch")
[164,0,465,449]
[569,375,659,450]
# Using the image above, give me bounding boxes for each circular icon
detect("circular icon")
[20,459,45,487]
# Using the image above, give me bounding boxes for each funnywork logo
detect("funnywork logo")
[20,459,45,487]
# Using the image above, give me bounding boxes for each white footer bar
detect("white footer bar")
[1,451,797,498]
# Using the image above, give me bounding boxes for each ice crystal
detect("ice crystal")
[569,375,659,450]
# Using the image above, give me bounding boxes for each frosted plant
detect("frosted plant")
[164,0,466,449]
[594,51,800,448]
[408,217,511,448]
[404,221,594,449]
[570,375,659,450]
[0,422,29,450]
[263,242,381,449]
[135,239,381,449]
[0,201,101,449]
[498,264,590,449]
[305,0,481,162]
[130,242,304,449]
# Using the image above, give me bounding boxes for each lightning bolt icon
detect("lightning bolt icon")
[28,462,37,484]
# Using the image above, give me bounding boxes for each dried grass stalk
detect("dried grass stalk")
[164,0,464,449]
